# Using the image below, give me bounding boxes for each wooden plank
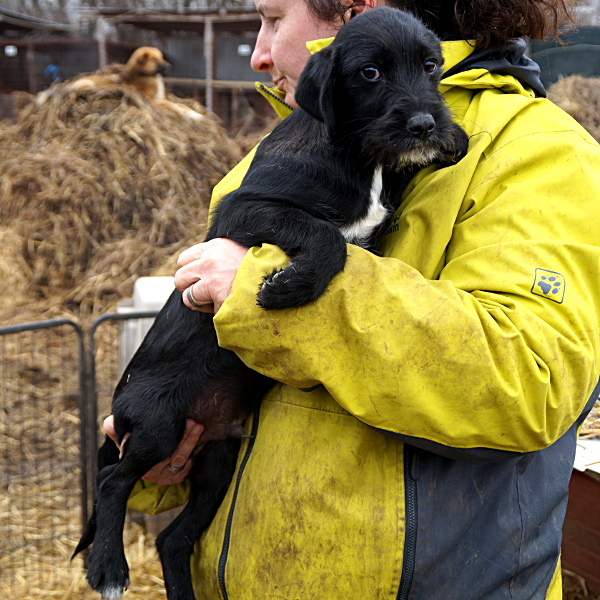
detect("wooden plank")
[204,17,214,113]
[566,470,600,525]
[97,17,107,69]
[561,539,600,592]
[562,470,600,594]
[26,41,35,94]
[563,517,600,556]
[164,77,260,90]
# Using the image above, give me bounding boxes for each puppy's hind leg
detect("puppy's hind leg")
[157,438,241,600]
[85,432,169,600]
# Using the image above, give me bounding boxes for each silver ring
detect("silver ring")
[166,463,185,474]
[186,283,206,308]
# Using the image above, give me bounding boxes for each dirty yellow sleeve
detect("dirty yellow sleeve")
[213,120,600,453]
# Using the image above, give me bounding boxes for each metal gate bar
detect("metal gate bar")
[86,310,159,491]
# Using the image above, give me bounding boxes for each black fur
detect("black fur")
[75,8,468,600]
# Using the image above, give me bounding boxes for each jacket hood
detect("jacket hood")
[256,38,545,118]
[442,38,545,98]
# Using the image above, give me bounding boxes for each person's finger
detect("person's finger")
[177,242,205,268]
[140,420,204,484]
[174,257,205,292]
[103,415,117,442]
[181,280,213,312]
[170,419,204,468]
[141,457,194,485]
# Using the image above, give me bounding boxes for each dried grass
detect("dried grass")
[1,67,599,600]
[0,75,242,320]
[547,74,600,142]
[0,69,245,598]
[0,518,167,600]
[563,570,600,600]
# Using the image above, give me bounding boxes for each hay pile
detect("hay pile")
[563,570,600,600]
[0,75,242,320]
[0,75,244,597]
[547,74,600,142]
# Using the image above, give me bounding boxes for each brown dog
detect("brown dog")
[69,46,170,99]
[37,47,203,121]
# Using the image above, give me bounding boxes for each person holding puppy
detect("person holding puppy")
[111,0,600,598]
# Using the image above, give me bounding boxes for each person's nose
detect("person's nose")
[251,26,273,73]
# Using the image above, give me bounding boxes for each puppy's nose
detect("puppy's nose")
[158,62,171,74]
[407,114,435,140]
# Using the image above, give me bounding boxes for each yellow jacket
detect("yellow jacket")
[129,40,600,600]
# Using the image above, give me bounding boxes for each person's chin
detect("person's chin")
[275,79,298,108]
[285,91,298,108]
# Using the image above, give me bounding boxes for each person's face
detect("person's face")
[251,0,343,107]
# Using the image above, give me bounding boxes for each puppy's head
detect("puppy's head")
[127,47,171,76]
[295,7,467,167]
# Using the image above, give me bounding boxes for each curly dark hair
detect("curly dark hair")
[305,0,574,49]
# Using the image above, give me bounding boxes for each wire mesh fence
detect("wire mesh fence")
[0,312,159,596]
[0,319,87,594]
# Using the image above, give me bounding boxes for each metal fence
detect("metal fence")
[0,310,158,593]
[0,39,136,95]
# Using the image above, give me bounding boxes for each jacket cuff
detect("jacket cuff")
[127,479,191,515]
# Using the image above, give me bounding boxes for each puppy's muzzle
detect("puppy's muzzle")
[407,113,435,140]
[157,62,171,74]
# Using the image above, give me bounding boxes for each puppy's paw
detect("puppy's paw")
[257,265,321,310]
[257,268,292,310]
[440,123,469,165]
[86,549,129,600]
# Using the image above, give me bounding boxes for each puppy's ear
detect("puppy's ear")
[295,45,339,131]
[137,53,148,66]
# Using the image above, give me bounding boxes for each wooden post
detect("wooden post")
[26,41,36,94]
[562,470,600,593]
[231,87,240,131]
[97,17,108,68]
[204,17,214,113]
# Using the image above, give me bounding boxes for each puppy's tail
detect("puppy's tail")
[72,436,121,559]
[72,507,97,558]
[98,434,121,470]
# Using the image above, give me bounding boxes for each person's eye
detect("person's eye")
[261,15,279,27]
[424,59,438,74]
[361,66,380,81]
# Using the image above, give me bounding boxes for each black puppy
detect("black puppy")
[74,7,468,600]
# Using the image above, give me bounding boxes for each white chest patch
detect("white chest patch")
[340,165,388,244]
[155,73,166,100]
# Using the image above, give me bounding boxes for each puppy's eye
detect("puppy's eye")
[424,60,438,74]
[361,66,380,81]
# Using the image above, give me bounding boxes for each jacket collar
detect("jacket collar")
[255,37,544,117]
[441,38,546,98]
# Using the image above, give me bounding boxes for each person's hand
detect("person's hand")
[103,415,204,485]
[175,238,249,314]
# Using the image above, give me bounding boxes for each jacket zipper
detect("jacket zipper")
[217,404,261,600]
[257,82,296,112]
[397,444,418,600]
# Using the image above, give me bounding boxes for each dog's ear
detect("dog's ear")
[295,45,339,131]
[137,53,148,66]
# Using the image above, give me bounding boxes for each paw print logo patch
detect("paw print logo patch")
[532,269,565,304]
